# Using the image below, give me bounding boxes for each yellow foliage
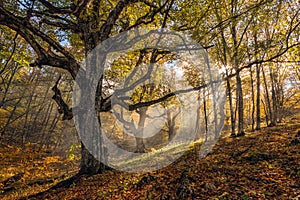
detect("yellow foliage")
[0,108,10,117]
[43,156,60,165]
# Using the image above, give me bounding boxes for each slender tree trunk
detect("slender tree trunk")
[1,97,23,137]
[167,109,174,141]
[262,66,273,126]
[38,104,57,152]
[227,79,236,137]
[255,64,261,130]
[269,66,277,126]
[230,2,244,137]
[31,82,52,133]
[217,90,226,135]
[236,71,245,136]
[194,90,201,141]
[0,63,18,108]
[250,66,255,132]
[277,82,284,123]
[261,99,269,125]
[203,88,208,141]
[205,52,218,138]
[22,74,39,146]
[167,107,181,142]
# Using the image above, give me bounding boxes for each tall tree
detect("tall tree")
[1,0,299,175]
[173,0,300,136]
[0,0,175,174]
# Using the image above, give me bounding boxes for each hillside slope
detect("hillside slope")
[1,117,300,200]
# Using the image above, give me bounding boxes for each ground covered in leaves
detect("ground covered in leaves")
[0,117,299,199]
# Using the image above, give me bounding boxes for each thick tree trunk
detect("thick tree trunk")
[79,92,109,175]
[78,33,109,174]
[135,137,146,153]
[79,143,100,175]
[78,112,108,174]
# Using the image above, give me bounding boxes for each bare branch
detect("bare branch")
[0,32,18,76]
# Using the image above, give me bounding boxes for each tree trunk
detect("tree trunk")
[135,107,147,153]
[0,63,18,108]
[269,66,277,126]
[205,52,218,139]
[194,90,201,141]
[250,66,255,132]
[217,90,226,135]
[261,99,269,125]
[276,81,284,123]
[231,5,244,137]
[78,106,109,175]
[236,71,245,136]
[167,107,181,142]
[262,66,273,126]
[22,74,38,146]
[226,71,236,137]
[255,63,261,130]
[1,97,23,137]
[78,34,108,174]
[203,88,208,141]
[167,109,175,142]
[79,142,107,175]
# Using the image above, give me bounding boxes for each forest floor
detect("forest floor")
[0,115,299,200]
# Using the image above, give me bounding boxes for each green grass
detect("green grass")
[111,141,199,172]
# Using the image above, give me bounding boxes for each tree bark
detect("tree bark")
[194,90,201,141]
[79,142,107,175]
[262,66,273,126]
[236,71,245,136]
[250,66,255,132]
[135,107,147,153]
[269,66,277,126]
[226,70,236,137]
[167,107,181,142]
[203,88,208,141]
[255,63,261,130]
